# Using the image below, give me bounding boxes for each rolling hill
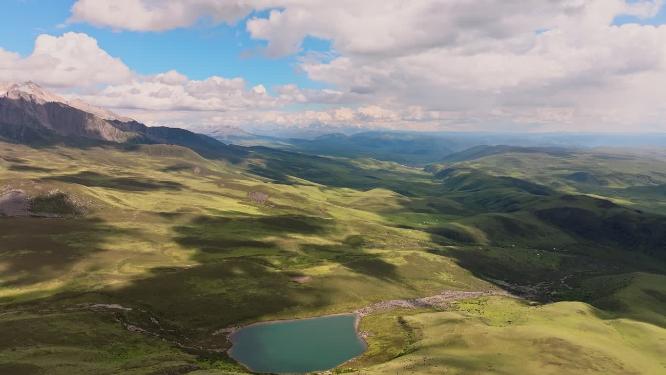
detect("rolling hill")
[0,88,665,374]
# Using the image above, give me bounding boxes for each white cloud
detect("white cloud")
[69,0,256,31]
[0,32,132,88]
[0,32,344,130]
[30,1,666,132]
[283,0,666,131]
[77,73,284,112]
[244,0,664,57]
[275,84,347,104]
[123,104,457,135]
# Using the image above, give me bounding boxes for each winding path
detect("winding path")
[355,290,510,317]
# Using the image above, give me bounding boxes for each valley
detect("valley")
[0,77,664,375]
[1,135,664,374]
[3,2,666,373]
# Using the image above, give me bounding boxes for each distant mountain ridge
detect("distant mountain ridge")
[281,131,463,166]
[438,145,572,163]
[0,82,245,161]
[235,130,666,167]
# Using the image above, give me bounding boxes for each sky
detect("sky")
[1,0,666,134]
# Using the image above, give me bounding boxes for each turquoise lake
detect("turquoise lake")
[228,314,366,374]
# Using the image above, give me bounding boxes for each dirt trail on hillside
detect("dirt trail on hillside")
[355,290,510,317]
[217,289,511,336]
[81,288,512,360]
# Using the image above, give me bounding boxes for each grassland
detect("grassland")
[432,147,666,215]
[0,141,665,374]
[359,295,666,374]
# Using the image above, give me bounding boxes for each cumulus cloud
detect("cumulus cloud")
[274,84,347,104]
[39,1,666,131]
[69,0,256,31]
[72,1,662,57]
[78,72,281,112]
[0,32,132,88]
[274,0,666,131]
[0,32,339,126]
[123,104,457,135]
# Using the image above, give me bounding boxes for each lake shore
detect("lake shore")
[225,289,508,373]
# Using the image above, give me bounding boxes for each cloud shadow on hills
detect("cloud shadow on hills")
[42,171,184,192]
[0,217,131,288]
[95,214,343,346]
[246,146,436,196]
[171,214,332,254]
[300,239,402,283]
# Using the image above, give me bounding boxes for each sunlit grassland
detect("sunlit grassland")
[0,142,477,303]
[452,148,666,214]
[362,295,666,375]
[0,309,197,375]
[0,141,494,373]
[1,141,665,374]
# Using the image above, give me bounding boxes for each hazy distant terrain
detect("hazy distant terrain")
[212,129,666,167]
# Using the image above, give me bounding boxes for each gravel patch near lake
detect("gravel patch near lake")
[355,290,509,317]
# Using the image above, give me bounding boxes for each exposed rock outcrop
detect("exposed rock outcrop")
[0,82,246,161]
[0,190,29,217]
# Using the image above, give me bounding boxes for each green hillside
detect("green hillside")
[1,141,664,374]
[430,146,666,214]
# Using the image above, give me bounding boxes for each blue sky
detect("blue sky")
[0,0,329,89]
[615,2,666,24]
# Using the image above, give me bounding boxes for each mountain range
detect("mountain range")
[0,82,244,161]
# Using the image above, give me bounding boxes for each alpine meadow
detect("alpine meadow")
[1,1,666,375]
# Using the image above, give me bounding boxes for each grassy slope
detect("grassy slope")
[0,142,489,373]
[432,147,666,214]
[0,141,665,374]
[361,296,666,375]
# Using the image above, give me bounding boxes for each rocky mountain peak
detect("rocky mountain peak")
[0,81,243,161]
[0,81,67,104]
[0,81,130,122]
